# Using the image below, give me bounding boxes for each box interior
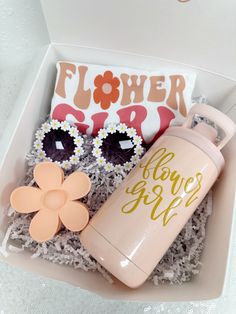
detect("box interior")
[0,43,236,302]
[41,0,236,79]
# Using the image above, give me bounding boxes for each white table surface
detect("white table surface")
[0,1,236,313]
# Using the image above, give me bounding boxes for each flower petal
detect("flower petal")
[34,162,64,190]
[59,201,89,231]
[112,77,120,88]
[104,71,113,81]
[29,209,60,242]
[10,187,42,213]
[94,75,103,88]
[110,88,119,103]
[100,98,111,110]
[62,172,91,200]
[93,88,101,104]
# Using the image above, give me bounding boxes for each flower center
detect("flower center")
[43,190,67,211]
[102,83,112,94]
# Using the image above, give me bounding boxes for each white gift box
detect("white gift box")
[0,0,236,302]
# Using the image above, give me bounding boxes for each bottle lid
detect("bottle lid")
[164,104,236,173]
[183,103,236,150]
[192,122,217,144]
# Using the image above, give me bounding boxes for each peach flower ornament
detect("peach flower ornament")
[10,162,91,243]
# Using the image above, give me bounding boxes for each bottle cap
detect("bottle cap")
[183,103,236,150]
[193,122,217,143]
[164,104,236,173]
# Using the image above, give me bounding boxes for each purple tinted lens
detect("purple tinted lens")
[100,131,135,165]
[42,129,76,162]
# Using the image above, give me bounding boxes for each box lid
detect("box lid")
[41,0,236,79]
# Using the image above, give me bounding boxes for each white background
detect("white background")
[0,1,236,313]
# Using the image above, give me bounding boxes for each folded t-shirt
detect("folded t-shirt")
[50,62,196,143]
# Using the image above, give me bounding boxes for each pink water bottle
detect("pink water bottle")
[80,104,236,288]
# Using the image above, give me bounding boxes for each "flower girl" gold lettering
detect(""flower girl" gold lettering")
[121,148,203,226]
